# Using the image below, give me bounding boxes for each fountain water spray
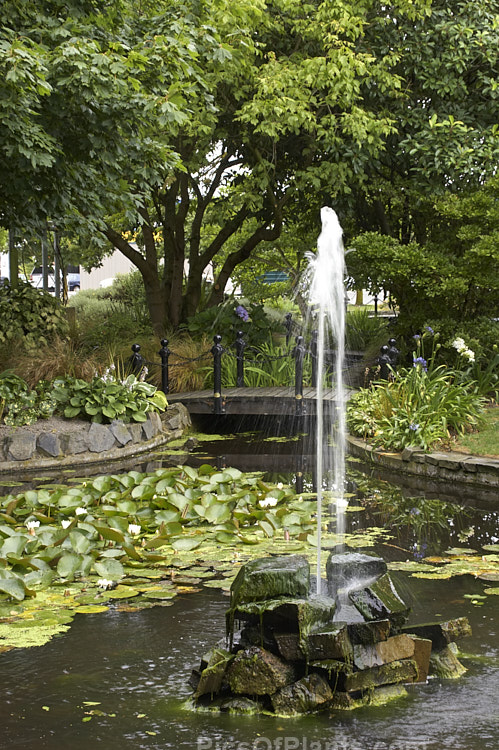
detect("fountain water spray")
[309,207,347,594]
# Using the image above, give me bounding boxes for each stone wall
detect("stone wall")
[0,403,191,473]
[347,434,499,504]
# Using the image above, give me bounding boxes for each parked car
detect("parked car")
[29,265,80,292]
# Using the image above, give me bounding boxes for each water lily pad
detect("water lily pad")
[484,587,499,595]
[105,588,140,599]
[142,590,177,600]
[444,548,478,556]
[76,605,110,614]
[478,572,499,582]
[482,544,499,553]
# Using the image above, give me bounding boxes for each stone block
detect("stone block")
[6,432,37,461]
[141,417,156,440]
[326,552,387,596]
[274,632,305,662]
[347,619,391,645]
[330,684,408,711]
[87,422,116,453]
[148,411,163,434]
[194,648,234,698]
[60,429,89,454]
[349,573,410,629]
[307,624,353,661]
[128,423,143,443]
[232,596,336,643]
[110,420,132,446]
[271,673,334,715]
[429,644,467,679]
[37,432,61,457]
[407,636,432,682]
[343,659,417,693]
[402,617,472,650]
[353,634,414,670]
[230,555,310,607]
[226,646,296,696]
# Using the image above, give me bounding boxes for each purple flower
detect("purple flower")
[413,356,427,371]
[413,334,421,340]
[409,423,420,431]
[425,325,434,334]
[235,305,250,322]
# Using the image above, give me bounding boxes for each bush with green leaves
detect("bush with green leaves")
[186,298,277,348]
[347,360,485,452]
[0,281,68,348]
[0,372,56,426]
[51,371,167,423]
[345,308,390,352]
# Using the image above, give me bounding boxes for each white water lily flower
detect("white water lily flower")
[61,520,71,529]
[97,579,114,590]
[75,507,86,516]
[276,482,284,490]
[128,523,141,535]
[26,520,40,530]
[259,497,278,508]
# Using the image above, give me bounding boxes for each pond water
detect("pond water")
[0,421,498,750]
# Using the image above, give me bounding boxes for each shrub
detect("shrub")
[0,372,56,426]
[186,298,275,348]
[345,308,390,351]
[0,281,68,348]
[51,371,167,423]
[347,362,485,451]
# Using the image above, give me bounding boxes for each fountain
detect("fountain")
[309,206,347,593]
[188,206,472,715]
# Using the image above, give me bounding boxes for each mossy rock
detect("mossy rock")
[230,555,310,608]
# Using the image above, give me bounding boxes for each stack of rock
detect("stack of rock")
[189,554,471,716]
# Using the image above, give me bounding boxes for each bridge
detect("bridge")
[167,385,352,417]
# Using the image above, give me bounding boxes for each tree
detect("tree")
[337,0,499,244]
[2,0,426,334]
[345,176,499,333]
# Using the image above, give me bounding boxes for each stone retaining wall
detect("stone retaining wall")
[0,403,191,473]
[347,434,499,503]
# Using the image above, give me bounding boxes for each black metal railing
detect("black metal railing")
[125,314,399,416]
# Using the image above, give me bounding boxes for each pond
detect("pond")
[0,421,498,750]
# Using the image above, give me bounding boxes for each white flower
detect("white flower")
[259,497,278,508]
[61,520,71,529]
[26,520,40,530]
[464,348,475,362]
[75,507,86,516]
[128,523,141,535]
[97,579,114,590]
[452,337,466,352]
[276,482,284,490]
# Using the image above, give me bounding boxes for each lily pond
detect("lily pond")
[0,423,498,750]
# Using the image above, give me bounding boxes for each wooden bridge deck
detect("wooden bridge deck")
[167,386,351,416]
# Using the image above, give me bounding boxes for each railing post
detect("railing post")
[293,335,306,416]
[235,330,246,387]
[311,329,318,387]
[159,338,171,394]
[211,334,224,414]
[387,338,399,368]
[128,343,145,376]
[377,344,391,379]
[285,312,293,346]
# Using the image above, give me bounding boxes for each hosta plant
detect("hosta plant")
[51,372,167,423]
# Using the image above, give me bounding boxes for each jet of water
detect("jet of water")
[309,207,347,595]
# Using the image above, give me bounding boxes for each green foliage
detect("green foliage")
[51,371,167,424]
[345,308,390,352]
[0,465,314,610]
[0,372,56,426]
[187,299,275,348]
[347,362,485,451]
[0,281,68,347]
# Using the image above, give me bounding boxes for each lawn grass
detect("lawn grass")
[449,406,499,458]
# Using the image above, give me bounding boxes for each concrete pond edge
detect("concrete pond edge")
[346,433,499,500]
